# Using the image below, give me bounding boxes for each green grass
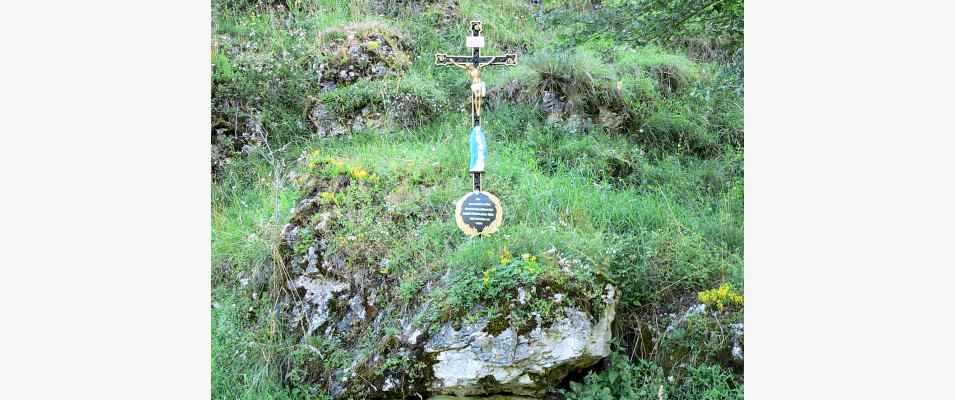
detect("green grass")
[212,288,293,400]
[212,0,743,397]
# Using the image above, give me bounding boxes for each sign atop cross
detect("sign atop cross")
[435,20,517,237]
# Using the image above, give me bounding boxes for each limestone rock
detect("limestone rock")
[316,21,412,88]
[424,285,617,397]
[309,103,348,138]
[664,303,744,371]
[730,322,744,367]
[287,276,348,337]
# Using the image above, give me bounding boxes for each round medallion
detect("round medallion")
[455,191,503,236]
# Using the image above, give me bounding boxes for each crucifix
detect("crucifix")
[436,20,517,237]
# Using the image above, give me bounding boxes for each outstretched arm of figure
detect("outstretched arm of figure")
[479,54,518,69]
[436,54,516,69]
[435,54,472,69]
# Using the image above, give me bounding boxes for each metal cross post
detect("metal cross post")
[435,20,517,192]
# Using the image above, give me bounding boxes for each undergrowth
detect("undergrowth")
[212,0,743,398]
[563,352,743,400]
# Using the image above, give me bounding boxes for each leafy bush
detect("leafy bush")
[564,352,742,400]
[608,228,734,310]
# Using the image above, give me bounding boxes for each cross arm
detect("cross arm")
[480,54,518,67]
[435,53,518,68]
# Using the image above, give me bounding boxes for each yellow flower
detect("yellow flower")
[483,269,491,287]
[500,247,512,266]
[350,167,369,181]
[319,191,337,205]
[697,283,743,311]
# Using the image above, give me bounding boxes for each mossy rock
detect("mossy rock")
[488,46,674,134]
[316,21,414,88]
[307,74,449,137]
[270,152,615,398]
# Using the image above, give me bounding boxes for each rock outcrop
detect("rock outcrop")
[272,159,616,398]
[315,21,412,90]
[306,21,446,137]
[664,303,744,372]
[426,285,617,397]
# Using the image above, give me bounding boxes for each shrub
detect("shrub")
[608,228,731,310]
[565,352,666,400]
[564,352,743,400]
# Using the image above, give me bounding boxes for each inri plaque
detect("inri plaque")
[455,191,503,236]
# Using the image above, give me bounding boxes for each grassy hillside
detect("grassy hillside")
[212,1,743,398]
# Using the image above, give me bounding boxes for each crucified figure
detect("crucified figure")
[463,64,487,120]
[434,53,515,123]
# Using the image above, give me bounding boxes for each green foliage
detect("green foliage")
[564,352,667,400]
[564,352,742,400]
[622,0,743,47]
[213,52,235,82]
[434,236,604,329]
[212,288,305,400]
[615,45,700,94]
[212,154,298,286]
[525,123,645,186]
[641,108,712,153]
[661,307,742,372]
[548,0,743,52]
[316,72,449,128]
[490,43,740,157]
[492,46,627,116]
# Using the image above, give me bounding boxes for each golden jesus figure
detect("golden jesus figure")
[441,62,488,119]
